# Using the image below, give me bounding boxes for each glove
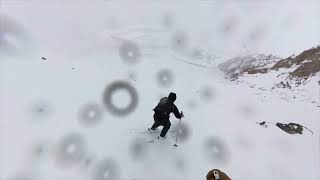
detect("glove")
[180,111,184,118]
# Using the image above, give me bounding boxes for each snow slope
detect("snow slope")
[1,0,320,179]
[218,48,320,104]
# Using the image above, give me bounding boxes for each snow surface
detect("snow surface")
[231,62,320,104]
[1,0,320,179]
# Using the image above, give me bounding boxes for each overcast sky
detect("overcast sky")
[1,0,320,59]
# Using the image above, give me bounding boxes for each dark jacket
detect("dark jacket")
[153,97,182,121]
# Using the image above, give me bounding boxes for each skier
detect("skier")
[149,92,184,139]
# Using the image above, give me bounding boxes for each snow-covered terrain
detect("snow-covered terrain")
[1,0,320,179]
[219,46,320,104]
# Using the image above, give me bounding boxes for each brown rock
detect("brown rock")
[206,169,232,180]
[294,46,320,64]
[247,68,269,74]
[270,57,295,70]
[290,60,320,78]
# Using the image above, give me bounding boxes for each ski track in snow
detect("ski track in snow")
[0,0,320,180]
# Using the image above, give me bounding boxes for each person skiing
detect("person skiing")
[149,92,184,139]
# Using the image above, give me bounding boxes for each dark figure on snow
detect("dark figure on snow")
[150,92,184,139]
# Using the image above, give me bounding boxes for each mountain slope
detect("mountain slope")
[218,54,281,80]
[218,46,320,104]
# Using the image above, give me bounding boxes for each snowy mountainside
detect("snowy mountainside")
[218,47,320,104]
[218,54,281,80]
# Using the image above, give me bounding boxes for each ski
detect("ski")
[145,135,179,148]
[129,128,179,147]
[128,128,176,134]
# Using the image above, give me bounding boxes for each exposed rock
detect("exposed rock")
[219,45,320,84]
[270,57,295,70]
[271,46,320,70]
[257,122,314,135]
[247,68,269,74]
[276,123,304,135]
[290,60,320,78]
[293,46,320,64]
[275,81,291,89]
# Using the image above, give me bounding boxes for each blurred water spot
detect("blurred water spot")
[162,11,174,28]
[187,100,197,110]
[54,133,87,168]
[34,145,47,157]
[172,122,191,143]
[79,154,97,171]
[156,69,174,88]
[171,31,189,52]
[203,136,231,166]
[0,14,31,57]
[198,86,216,102]
[219,16,238,35]
[91,158,120,180]
[173,157,187,171]
[127,71,137,82]
[102,80,139,117]
[78,102,104,127]
[28,100,54,121]
[248,26,266,43]
[30,140,51,159]
[238,105,255,118]
[129,138,149,161]
[189,47,205,59]
[83,156,95,167]
[118,40,141,65]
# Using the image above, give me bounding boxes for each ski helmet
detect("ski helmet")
[168,92,176,102]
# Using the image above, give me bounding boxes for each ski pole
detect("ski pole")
[174,117,182,147]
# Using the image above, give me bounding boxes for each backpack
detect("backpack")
[153,97,174,116]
